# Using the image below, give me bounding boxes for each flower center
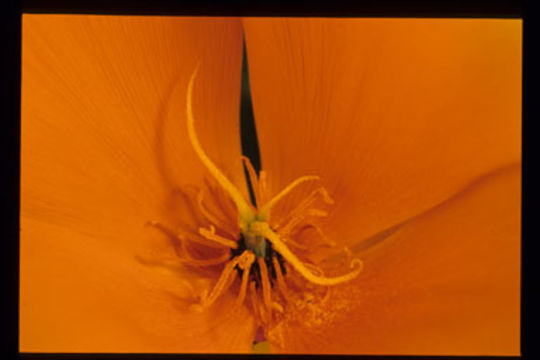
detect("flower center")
[146,68,364,335]
[231,233,286,289]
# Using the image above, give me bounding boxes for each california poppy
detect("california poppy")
[20,15,521,355]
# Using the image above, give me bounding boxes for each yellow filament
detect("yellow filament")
[201,256,240,307]
[315,187,335,205]
[306,209,328,217]
[257,222,364,286]
[196,190,236,238]
[258,170,268,205]
[259,175,319,218]
[277,187,334,230]
[272,255,289,299]
[257,257,273,313]
[277,214,307,237]
[250,281,267,324]
[178,251,230,267]
[180,279,200,301]
[199,225,239,249]
[297,223,336,248]
[147,220,228,250]
[209,181,240,232]
[186,68,255,226]
[242,156,261,207]
[235,252,255,307]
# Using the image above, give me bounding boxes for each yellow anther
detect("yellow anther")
[199,225,239,249]
[235,252,255,308]
[242,156,261,208]
[196,190,236,238]
[147,220,223,249]
[238,250,256,270]
[200,256,240,308]
[259,175,320,218]
[186,68,255,227]
[257,257,273,313]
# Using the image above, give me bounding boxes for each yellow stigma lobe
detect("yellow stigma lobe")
[248,221,363,286]
[186,67,255,229]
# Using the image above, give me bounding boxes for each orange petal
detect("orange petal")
[22,14,247,242]
[243,18,521,248]
[268,164,520,355]
[20,217,256,352]
[21,15,251,351]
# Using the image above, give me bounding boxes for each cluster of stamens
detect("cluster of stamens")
[231,234,287,289]
[145,67,364,333]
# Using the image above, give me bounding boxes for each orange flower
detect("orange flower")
[20,15,521,355]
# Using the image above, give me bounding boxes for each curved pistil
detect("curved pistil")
[186,67,255,230]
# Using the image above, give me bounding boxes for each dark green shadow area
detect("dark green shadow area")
[240,37,261,206]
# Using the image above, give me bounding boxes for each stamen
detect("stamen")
[259,175,319,218]
[200,255,241,308]
[257,257,273,313]
[248,284,262,326]
[147,220,224,249]
[295,223,337,248]
[186,68,255,226]
[257,222,364,286]
[284,237,309,251]
[276,187,334,230]
[242,156,261,208]
[249,281,263,323]
[250,281,268,324]
[176,233,230,266]
[180,279,200,301]
[196,190,237,238]
[199,225,239,249]
[277,214,307,237]
[235,251,256,307]
[258,170,268,205]
[178,251,231,267]
[206,179,238,227]
[272,255,289,299]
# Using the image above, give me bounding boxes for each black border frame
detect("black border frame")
[3,1,533,360]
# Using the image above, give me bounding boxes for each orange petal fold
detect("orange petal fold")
[20,15,252,352]
[268,164,520,355]
[243,18,521,248]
